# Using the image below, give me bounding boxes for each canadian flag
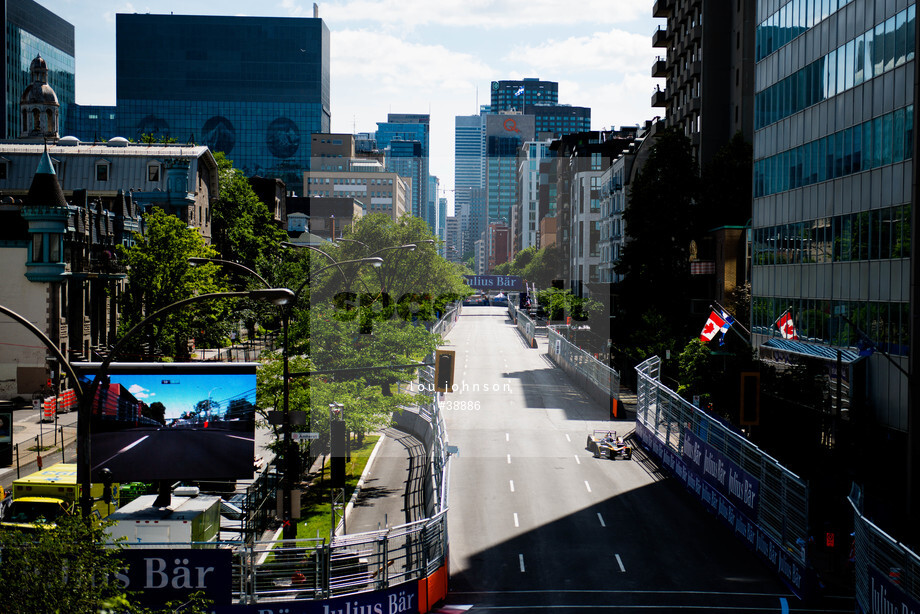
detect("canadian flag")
[775,311,799,340]
[700,310,726,343]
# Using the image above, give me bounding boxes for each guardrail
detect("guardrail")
[507,302,539,347]
[547,326,621,414]
[850,491,920,612]
[227,511,448,603]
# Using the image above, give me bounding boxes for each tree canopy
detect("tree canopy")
[117,207,232,358]
[613,128,699,347]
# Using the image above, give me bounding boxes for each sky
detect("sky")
[104,372,257,420]
[46,0,661,211]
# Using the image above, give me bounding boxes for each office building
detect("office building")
[516,138,555,251]
[1,0,74,140]
[115,13,330,193]
[375,113,431,229]
[652,0,755,166]
[455,113,484,257]
[485,112,534,234]
[491,78,590,137]
[751,0,915,540]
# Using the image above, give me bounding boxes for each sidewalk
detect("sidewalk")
[1,408,77,490]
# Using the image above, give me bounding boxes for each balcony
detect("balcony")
[652,57,669,78]
[651,88,668,108]
[652,27,672,48]
[653,0,673,18]
[690,24,702,41]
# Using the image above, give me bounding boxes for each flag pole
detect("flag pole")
[710,302,752,346]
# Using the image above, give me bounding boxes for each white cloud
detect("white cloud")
[128,384,152,399]
[304,0,652,28]
[504,29,656,74]
[332,29,492,102]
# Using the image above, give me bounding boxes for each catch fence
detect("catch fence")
[546,326,621,413]
[634,356,810,568]
[850,491,920,612]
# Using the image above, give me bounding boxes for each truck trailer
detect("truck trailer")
[104,492,221,547]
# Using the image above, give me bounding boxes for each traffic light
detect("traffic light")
[434,349,456,393]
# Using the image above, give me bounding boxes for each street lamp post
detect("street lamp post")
[194,253,383,540]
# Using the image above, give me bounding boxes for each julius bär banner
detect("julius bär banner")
[463,275,524,291]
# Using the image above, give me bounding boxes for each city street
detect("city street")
[439,306,851,613]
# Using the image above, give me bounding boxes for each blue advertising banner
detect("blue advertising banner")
[682,428,760,519]
[867,567,920,614]
[213,583,420,614]
[117,548,232,606]
[635,421,818,599]
[463,275,524,291]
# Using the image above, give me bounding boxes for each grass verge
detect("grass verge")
[295,435,380,540]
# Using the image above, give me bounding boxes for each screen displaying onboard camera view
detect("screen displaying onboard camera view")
[77,363,258,483]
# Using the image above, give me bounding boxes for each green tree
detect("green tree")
[535,287,601,322]
[614,129,699,348]
[117,207,231,358]
[211,152,287,277]
[678,338,713,407]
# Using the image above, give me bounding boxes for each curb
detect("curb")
[335,431,386,536]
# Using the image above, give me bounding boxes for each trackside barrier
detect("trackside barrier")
[507,301,539,347]
[634,356,819,599]
[850,492,920,613]
[546,326,621,414]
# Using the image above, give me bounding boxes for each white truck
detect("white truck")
[104,490,221,547]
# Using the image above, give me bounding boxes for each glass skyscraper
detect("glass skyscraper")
[1,0,75,139]
[115,13,330,193]
[751,1,913,435]
[375,114,431,229]
[490,78,590,137]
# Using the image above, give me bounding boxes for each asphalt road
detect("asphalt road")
[439,306,851,613]
[90,426,256,482]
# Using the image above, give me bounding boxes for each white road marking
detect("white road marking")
[507,454,512,464]
[513,513,519,527]
[565,433,571,442]
[506,433,510,442]
[584,481,592,493]
[597,513,606,527]
[615,554,626,572]
[574,455,581,465]
[519,554,526,572]
[509,480,515,492]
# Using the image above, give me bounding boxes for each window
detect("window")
[0,161,7,180]
[147,164,160,182]
[96,163,109,182]
[31,234,43,262]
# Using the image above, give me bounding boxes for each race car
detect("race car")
[586,430,632,460]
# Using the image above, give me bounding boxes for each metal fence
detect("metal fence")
[546,326,621,408]
[230,511,448,603]
[850,492,920,612]
[634,355,809,561]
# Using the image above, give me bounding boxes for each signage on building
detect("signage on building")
[463,275,524,291]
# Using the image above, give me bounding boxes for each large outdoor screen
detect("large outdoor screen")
[75,363,258,483]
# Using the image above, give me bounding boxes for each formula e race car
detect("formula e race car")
[586,430,632,460]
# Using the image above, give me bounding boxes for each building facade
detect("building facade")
[652,0,755,166]
[115,13,330,194]
[1,0,74,141]
[375,113,431,229]
[751,0,914,528]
